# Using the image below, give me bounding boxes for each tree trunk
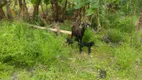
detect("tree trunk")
[6,0,12,19]
[0,1,6,20]
[18,0,29,20]
[62,0,68,21]
[18,0,23,16]
[33,0,41,21]
[51,0,63,22]
[51,0,59,22]
[23,0,29,20]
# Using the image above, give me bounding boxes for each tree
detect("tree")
[6,0,12,19]
[18,0,29,20]
[32,0,41,21]
[0,0,6,20]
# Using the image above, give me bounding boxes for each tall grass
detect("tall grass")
[0,21,71,67]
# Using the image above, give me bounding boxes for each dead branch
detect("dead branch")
[26,24,71,35]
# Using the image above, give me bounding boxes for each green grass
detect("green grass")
[0,21,142,80]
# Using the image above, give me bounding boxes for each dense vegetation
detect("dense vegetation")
[0,0,142,80]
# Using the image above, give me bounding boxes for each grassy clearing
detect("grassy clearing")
[0,20,142,80]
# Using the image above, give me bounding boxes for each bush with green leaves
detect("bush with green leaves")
[0,21,71,67]
[112,17,135,33]
[82,28,95,43]
[105,29,125,43]
[0,62,14,79]
[113,46,137,71]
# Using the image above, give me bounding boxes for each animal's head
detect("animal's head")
[72,21,80,28]
[81,22,91,29]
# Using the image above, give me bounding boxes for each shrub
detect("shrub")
[101,12,136,33]
[115,17,135,33]
[109,16,136,33]
[82,28,95,42]
[0,21,71,67]
[113,46,137,70]
[105,29,124,43]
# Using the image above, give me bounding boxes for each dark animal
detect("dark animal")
[68,21,94,54]
[79,41,94,54]
[71,22,83,42]
[71,22,90,42]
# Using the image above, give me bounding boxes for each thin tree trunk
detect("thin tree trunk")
[62,0,68,21]
[0,1,6,20]
[82,7,85,17]
[18,0,29,20]
[18,0,23,16]
[51,0,62,22]
[6,0,12,19]
[40,2,45,14]
[23,0,29,20]
[33,0,41,21]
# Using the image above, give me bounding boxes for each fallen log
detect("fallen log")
[48,28,71,35]
[26,24,72,35]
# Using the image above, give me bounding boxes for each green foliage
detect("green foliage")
[86,1,99,16]
[44,0,50,5]
[72,0,99,16]
[31,0,41,5]
[106,29,124,43]
[0,62,14,79]
[91,16,98,30]
[111,17,135,33]
[114,46,137,70]
[74,0,89,9]
[0,21,70,67]
[1,0,7,7]
[82,28,94,42]
[132,31,142,50]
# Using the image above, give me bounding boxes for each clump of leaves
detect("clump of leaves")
[114,46,137,70]
[114,17,135,33]
[0,21,71,68]
[82,28,94,42]
[103,29,125,43]
[0,62,14,79]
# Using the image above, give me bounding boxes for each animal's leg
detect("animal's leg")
[79,46,83,53]
[88,41,94,54]
[88,46,91,54]
[79,41,83,54]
